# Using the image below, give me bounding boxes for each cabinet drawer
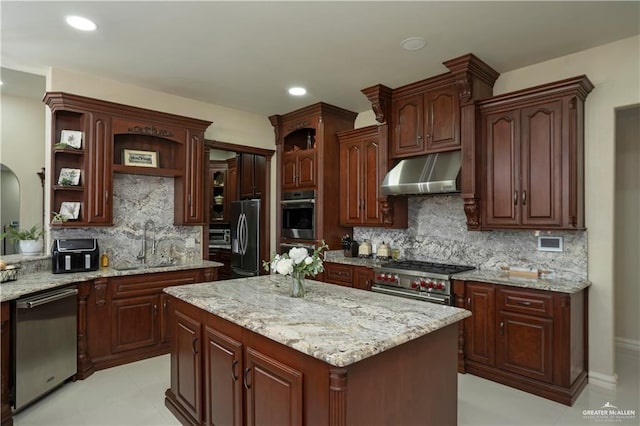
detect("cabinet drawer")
[111,270,200,298]
[324,263,353,286]
[497,288,553,317]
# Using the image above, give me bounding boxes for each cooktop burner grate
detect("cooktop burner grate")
[379,260,475,275]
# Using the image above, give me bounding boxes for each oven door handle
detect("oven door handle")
[280,199,315,204]
[371,285,448,304]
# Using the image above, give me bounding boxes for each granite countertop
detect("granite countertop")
[164,275,470,368]
[452,270,590,294]
[323,252,384,268]
[0,260,222,302]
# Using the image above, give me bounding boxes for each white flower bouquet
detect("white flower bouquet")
[263,241,328,278]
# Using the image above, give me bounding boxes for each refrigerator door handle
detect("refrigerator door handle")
[240,213,247,255]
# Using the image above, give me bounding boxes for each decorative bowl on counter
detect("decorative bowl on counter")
[0,265,20,283]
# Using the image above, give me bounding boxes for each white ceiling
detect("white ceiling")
[1,1,638,116]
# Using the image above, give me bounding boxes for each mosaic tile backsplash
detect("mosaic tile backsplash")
[50,174,202,266]
[353,195,587,281]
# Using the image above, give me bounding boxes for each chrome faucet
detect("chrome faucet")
[136,220,157,264]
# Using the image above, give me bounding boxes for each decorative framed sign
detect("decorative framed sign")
[60,130,83,148]
[123,149,158,168]
[60,202,81,220]
[58,168,81,186]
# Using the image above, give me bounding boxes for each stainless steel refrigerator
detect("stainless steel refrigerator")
[231,199,261,277]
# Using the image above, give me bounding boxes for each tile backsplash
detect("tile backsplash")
[353,195,587,281]
[50,174,202,266]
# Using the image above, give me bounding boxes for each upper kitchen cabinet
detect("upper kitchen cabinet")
[238,153,266,199]
[478,76,593,230]
[44,92,211,226]
[390,83,460,158]
[269,103,357,250]
[338,125,407,228]
[209,160,228,222]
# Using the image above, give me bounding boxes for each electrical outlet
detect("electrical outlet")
[185,237,196,248]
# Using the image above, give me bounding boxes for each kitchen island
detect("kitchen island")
[164,275,470,426]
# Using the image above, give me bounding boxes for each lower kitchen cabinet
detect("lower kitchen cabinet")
[453,280,587,405]
[166,297,303,426]
[324,262,373,290]
[77,267,217,379]
[208,249,232,280]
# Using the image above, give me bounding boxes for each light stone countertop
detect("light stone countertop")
[0,260,222,302]
[452,270,590,294]
[164,274,471,368]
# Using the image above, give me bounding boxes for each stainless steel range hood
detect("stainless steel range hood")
[381,150,461,195]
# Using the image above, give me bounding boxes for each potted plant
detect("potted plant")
[0,224,45,256]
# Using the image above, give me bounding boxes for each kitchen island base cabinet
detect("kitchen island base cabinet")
[165,296,459,426]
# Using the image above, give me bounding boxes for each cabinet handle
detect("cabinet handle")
[188,194,192,207]
[231,359,239,382]
[163,300,168,311]
[522,190,527,205]
[243,367,251,390]
[191,337,198,355]
[500,321,504,335]
[426,133,432,139]
[105,190,109,202]
[467,297,471,308]
[518,300,532,306]
[417,135,423,140]
[514,191,518,206]
[153,304,157,316]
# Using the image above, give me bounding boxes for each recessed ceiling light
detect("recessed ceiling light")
[400,37,426,51]
[65,15,97,31]
[288,87,306,96]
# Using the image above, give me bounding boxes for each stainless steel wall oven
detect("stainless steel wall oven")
[281,190,315,240]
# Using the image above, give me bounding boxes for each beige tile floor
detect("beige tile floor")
[13,348,639,425]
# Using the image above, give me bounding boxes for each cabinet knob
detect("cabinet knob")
[153,304,157,316]
[417,135,423,140]
[426,133,432,139]
[500,321,504,335]
[467,297,471,308]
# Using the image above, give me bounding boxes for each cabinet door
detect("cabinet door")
[340,140,363,225]
[281,153,298,190]
[362,138,383,225]
[324,262,353,287]
[520,101,563,227]
[465,282,496,366]
[210,163,228,222]
[239,154,265,199]
[183,130,205,224]
[252,154,266,198]
[497,311,553,383]
[245,347,303,426]
[483,110,521,227]
[204,326,243,426]
[296,150,316,188]
[111,295,159,353]
[87,112,113,224]
[425,85,460,152]
[391,93,425,158]
[172,305,203,423]
[353,266,374,291]
[227,158,238,208]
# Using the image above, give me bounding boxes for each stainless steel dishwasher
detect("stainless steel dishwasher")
[13,287,78,411]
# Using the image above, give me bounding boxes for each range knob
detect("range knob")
[410,281,419,289]
[376,274,384,281]
[419,280,427,288]
[436,282,445,290]
[427,280,435,289]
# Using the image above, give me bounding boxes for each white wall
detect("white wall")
[614,106,640,350]
[0,94,46,231]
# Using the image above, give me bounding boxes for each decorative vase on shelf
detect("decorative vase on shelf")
[291,270,306,298]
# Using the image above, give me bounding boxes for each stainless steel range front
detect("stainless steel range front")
[372,261,475,305]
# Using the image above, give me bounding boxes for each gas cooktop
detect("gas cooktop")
[379,260,476,276]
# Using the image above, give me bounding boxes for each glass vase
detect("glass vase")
[290,270,306,298]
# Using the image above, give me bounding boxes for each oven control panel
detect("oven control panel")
[374,272,450,295]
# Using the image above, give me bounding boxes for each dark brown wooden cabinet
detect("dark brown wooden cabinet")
[454,280,587,405]
[338,125,386,226]
[324,262,373,291]
[238,153,266,199]
[209,161,228,222]
[270,103,357,250]
[282,149,316,190]
[390,83,460,159]
[477,76,593,230]
[77,267,217,379]
[166,297,303,426]
[44,92,211,227]
[208,249,232,280]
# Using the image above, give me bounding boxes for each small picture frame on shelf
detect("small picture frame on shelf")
[59,202,81,220]
[58,168,81,186]
[60,130,83,149]
[123,149,158,168]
